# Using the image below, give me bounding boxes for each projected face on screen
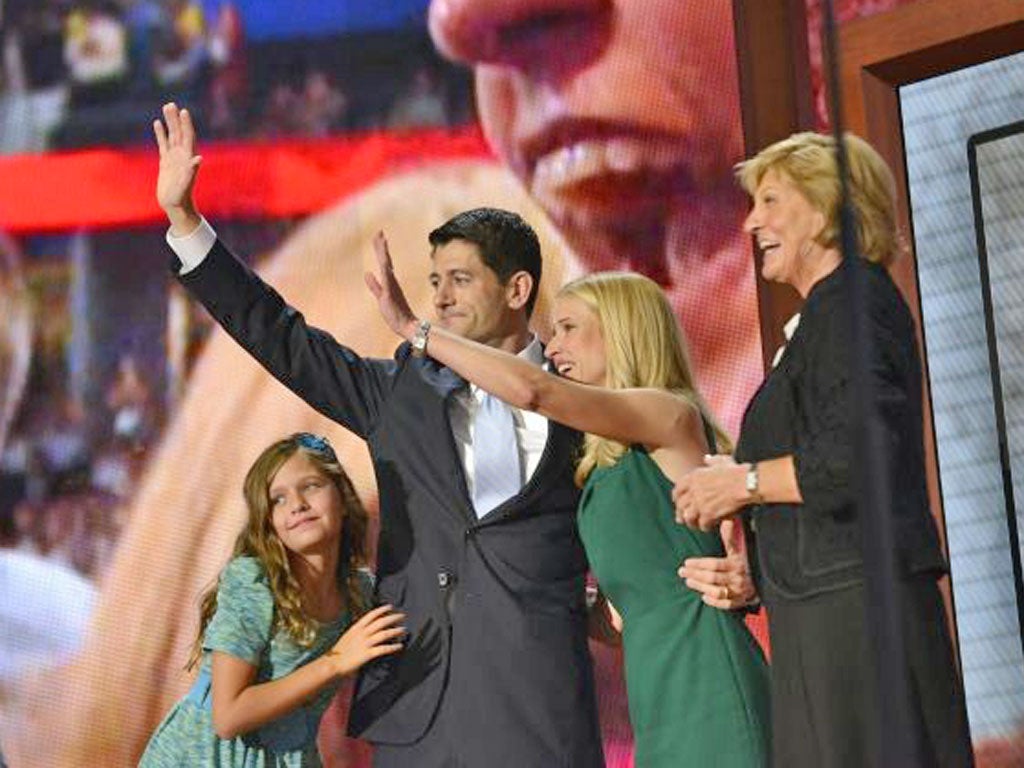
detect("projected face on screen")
[429,0,760,428]
[430,0,743,273]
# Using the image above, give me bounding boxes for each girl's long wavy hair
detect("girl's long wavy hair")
[187,433,370,669]
[564,272,733,487]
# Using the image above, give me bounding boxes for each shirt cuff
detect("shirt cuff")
[166,216,216,274]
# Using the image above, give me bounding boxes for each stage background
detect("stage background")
[0,0,1018,765]
[901,51,1024,741]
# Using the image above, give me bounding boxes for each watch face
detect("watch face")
[411,320,430,356]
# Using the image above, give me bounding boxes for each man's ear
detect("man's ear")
[505,270,534,311]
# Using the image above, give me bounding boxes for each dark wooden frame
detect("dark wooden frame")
[732,0,815,367]
[838,0,1024,596]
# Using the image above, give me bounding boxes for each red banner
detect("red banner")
[0,126,492,233]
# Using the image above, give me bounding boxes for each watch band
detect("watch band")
[745,462,763,504]
[410,319,431,357]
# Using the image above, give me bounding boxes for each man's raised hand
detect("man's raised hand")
[365,231,420,341]
[153,102,202,236]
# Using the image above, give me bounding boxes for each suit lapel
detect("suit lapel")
[421,360,467,398]
[417,351,579,526]
[475,419,580,525]
[416,360,477,523]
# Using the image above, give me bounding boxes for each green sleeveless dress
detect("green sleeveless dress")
[579,449,771,767]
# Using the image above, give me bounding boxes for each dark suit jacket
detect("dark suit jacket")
[175,240,605,766]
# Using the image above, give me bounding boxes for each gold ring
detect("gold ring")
[722,585,732,600]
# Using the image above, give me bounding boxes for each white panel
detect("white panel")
[900,52,1024,740]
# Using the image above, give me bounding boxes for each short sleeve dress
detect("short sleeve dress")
[140,557,367,768]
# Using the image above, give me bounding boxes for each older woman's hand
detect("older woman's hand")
[674,454,749,531]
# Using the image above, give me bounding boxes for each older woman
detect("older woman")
[674,132,973,767]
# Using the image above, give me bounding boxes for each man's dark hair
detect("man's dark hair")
[428,208,543,317]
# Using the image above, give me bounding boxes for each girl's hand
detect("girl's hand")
[327,604,405,678]
[364,232,420,341]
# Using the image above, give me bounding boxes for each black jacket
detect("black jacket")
[175,240,605,766]
[736,261,947,602]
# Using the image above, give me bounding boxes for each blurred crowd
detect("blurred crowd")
[0,0,465,153]
[0,352,156,582]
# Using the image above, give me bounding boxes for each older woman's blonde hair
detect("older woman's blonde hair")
[736,131,900,266]
[561,272,732,486]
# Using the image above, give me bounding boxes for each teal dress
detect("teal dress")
[140,557,362,768]
[578,449,771,767]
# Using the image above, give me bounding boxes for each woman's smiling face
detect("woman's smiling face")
[743,169,827,292]
[545,294,607,386]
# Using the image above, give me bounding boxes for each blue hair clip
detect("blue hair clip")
[295,433,335,458]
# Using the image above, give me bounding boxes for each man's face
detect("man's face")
[428,0,744,250]
[429,239,516,346]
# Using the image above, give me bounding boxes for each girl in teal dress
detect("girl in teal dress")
[367,238,771,767]
[140,433,405,767]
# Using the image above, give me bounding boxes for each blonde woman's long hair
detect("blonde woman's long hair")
[564,272,732,487]
[187,433,370,669]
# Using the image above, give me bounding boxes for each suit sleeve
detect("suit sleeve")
[174,238,398,439]
[792,272,912,515]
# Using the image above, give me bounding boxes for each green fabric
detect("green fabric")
[140,557,363,768]
[579,449,771,767]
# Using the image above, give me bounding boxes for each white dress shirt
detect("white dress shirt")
[449,339,549,498]
[771,312,802,368]
[166,219,551,494]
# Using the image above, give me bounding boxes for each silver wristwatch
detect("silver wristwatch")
[410,319,431,357]
[745,462,763,503]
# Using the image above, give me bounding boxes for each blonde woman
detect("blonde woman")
[367,251,770,767]
[674,133,972,767]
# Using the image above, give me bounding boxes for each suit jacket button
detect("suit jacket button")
[438,571,453,588]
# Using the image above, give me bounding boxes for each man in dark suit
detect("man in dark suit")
[155,102,605,766]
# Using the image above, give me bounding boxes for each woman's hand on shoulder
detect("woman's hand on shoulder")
[326,604,405,678]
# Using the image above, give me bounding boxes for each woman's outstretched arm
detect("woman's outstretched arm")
[366,232,699,452]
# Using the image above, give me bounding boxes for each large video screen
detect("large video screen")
[0,1,969,766]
